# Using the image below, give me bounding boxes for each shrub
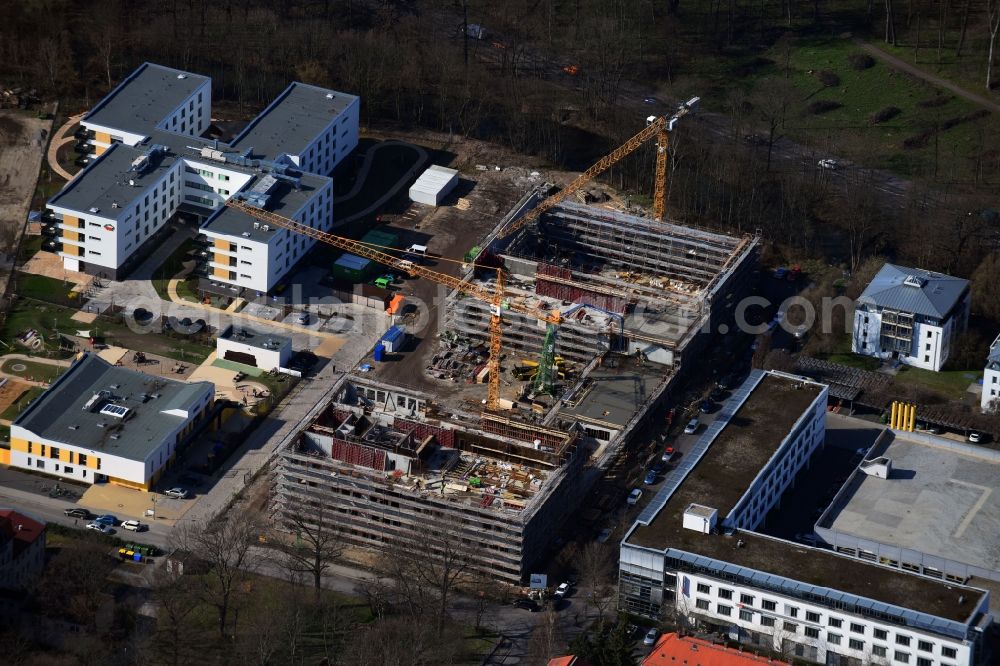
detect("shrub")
[848,53,875,70]
[870,106,901,125]
[807,100,842,115]
[817,70,841,86]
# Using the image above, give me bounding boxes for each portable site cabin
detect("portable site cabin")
[409,165,459,206]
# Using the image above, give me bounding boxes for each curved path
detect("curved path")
[0,354,72,388]
[47,112,85,181]
[855,40,1000,114]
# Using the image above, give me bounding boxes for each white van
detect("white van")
[406,244,427,256]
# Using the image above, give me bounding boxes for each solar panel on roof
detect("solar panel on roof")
[99,403,131,418]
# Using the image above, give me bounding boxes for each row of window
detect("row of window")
[695,584,957,660]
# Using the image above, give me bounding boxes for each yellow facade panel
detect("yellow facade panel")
[10,438,29,453]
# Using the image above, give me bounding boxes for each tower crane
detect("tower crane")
[494,96,699,242]
[224,198,561,411]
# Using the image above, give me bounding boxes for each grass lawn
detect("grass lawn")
[767,36,999,182]
[0,385,46,420]
[0,359,65,383]
[175,277,201,302]
[13,272,79,306]
[151,238,199,301]
[0,299,213,364]
[894,365,979,400]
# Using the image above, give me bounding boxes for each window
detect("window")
[697,583,711,594]
[218,174,230,181]
[696,599,710,610]
[760,617,775,628]
[925,343,931,351]
[896,636,911,647]
[49,446,60,459]
[718,588,733,600]
[873,646,888,658]
[829,634,842,645]
[941,647,956,659]
[36,459,44,469]
[739,609,753,621]
[27,441,33,454]
[916,659,931,666]
[785,605,798,618]
[895,652,910,664]
[78,453,87,466]
[850,639,865,650]
[740,594,754,605]
[850,623,865,634]
[927,330,932,338]
[806,611,820,623]
[874,629,887,640]
[783,622,797,633]
[924,355,930,362]
[804,627,820,639]
[717,605,732,616]
[64,466,73,474]
[916,641,931,653]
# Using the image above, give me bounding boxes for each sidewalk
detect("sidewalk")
[47,112,84,181]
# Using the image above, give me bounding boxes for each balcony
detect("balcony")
[41,239,63,254]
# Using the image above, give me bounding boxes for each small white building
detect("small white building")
[982,334,1000,413]
[852,264,970,372]
[217,324,292,372]
[409,165,459,206]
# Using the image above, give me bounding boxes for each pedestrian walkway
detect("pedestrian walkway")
[46,112,85,181]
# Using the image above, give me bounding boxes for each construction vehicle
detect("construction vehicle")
[493,97,699,243]
[224,198,561,411]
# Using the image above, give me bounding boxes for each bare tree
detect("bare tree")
[277,507,345,600]
[34,543,116,630]
[147,568,203,666]
[988,0,1000,90]
[527,608,564,663]
[177,512,263,640]
[750,78,797,171]
[577,541,617,626]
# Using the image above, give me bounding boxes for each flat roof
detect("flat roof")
[561,357,664,428]
[228,82,357,162]
[219,324,291,351]
[625,373,983,623]
[826,433,1000,575]
[13,353,212,463]
[48,143,180,215]
[84,62,209,135]
[200,170,330,240]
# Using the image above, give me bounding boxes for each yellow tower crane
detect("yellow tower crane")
[494,97,699,242]
[224,198,560,410]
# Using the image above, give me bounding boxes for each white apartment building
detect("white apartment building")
[981,335,1000,413]
[217,324,292,372]
[619,370,992,666]
[8,354,214,491]
[852,264,970,372]
[45,63,359,290]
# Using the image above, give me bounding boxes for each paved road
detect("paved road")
[855,39,1000,114]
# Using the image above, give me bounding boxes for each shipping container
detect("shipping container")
[409,165,459,206]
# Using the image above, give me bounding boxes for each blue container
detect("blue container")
[373,343,385,362]
[133,553,142,562]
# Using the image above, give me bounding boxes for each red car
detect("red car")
[661,447,675,462]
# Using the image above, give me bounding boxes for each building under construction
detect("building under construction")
[273,376,589,584]
[273,196,758,584]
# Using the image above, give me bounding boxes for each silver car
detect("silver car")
[163,487,189,499]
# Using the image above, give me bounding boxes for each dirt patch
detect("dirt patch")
[0,378,32,414]
[0,115,25,145]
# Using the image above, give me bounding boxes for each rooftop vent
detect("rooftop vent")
[860,456,892,479]
[111,202,119,209]
[903,275,926,288]
[177,74,187,79]
[261,225,269,232]
[88,207,100,214]
[682,504,718,534]
[110,434,120,440]
[128,179,136,187]
[253,222,260,230]
[241,231,251,238]
[96,422,106,428]
[68,425,79,430]
[325,93,334,99]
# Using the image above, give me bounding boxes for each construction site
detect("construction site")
[261,101,760,583]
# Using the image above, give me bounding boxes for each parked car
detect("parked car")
[627,488,643,505]
[64,507,92,519]
[93,514,117,526]
[295,312,310,325]
[86,522,114,534]
[968,431,983,443]
[644,628,659,646]
[513,598,540,612]
[554,582,571,598]
[163,487,189,499]
[661,446,675,462]
[817,158,840,169]
[650,462,665,475]
[596,527,613,543]
[699,399,714,414]
[773,267,788,280]
[121,520,145,532]
[684,418,700,435]
[643,470,659,485]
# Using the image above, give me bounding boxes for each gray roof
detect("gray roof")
[219,323,291,351]
[83,62,209,135]
[228,82,358,161]
[857,263,968,319]
[13,354,213,463]
[48,142,180,215]
[990,337,1000,364]
[200,170,330,240]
